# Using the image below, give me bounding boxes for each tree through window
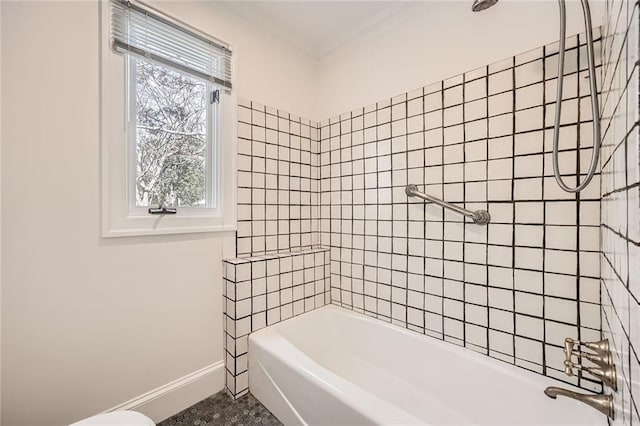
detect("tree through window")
[133,58,213,208]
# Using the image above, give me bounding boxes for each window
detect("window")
[130,57,218,211]
[101,0,236,237]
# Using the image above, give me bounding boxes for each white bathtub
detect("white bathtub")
[249,305,605,425]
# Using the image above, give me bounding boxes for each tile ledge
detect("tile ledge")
[224,246,329,263]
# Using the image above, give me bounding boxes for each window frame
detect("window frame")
[127,57,220,215]
[100,0,236,237]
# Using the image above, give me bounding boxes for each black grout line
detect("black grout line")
[462,70,468,348]
[509,54,519,364]
[575,32,583,389]
[541,42,549,378]
[440,80,446,340]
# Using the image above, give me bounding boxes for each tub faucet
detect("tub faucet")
[544,387,614,419]
[563,338,618,391]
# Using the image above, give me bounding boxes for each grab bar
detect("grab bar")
[405,184,491,225]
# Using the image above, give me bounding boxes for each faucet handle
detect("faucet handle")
[565,337,612,366]
[564,338,578,376]
[564,338,576,363]
[565,337,610,356]
[564,359,618,391]
[564,359,575,376]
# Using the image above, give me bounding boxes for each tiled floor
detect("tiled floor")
[158,391,282,426]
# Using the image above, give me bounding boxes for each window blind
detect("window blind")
[111,0,232,91]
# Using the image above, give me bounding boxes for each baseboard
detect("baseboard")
[105,361,225,423]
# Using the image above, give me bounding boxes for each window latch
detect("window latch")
[148,206,177,215]
[210,89,220,104]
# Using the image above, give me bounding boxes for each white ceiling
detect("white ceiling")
[220,1,409,59]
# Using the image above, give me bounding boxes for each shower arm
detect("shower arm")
[552,0,601,193]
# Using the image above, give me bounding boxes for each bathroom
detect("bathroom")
[0,0,637,424]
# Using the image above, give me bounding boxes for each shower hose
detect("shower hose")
[552,0,601,193]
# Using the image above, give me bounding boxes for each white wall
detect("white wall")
[316,0,606,118]
[0,1,317,426]
[154,0,319,119]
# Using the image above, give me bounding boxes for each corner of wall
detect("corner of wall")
[599,0,640,423]
[0,0,4,422]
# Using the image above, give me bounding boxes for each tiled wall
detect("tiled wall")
[236,99,320,257]
[319,33,604,390]
[228,101,328,398]
[600,0,640,424]
[223,247,331,398]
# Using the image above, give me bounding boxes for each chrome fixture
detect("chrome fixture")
[473,0,601,193]
[544,387,614,419]
[563,338,617,391]
[565,338,613,368]
[552,0,601,193]
[544,337,617,419]
[405,184,490,225]
[471,0,498,12]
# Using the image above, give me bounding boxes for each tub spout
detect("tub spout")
[544,386,614,419]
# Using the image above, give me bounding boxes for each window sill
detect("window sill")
[102,214,236,238]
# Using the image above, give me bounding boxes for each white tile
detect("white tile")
[545,249,577,275]
[424,91,442,112]
[515,83,543,110]
[487,158,513,180]
[465,78,487,101]
[515,107,543,133]
[444,85,463,107]
[515,247,543,270]
[515,59,543,88]
[489,57,513,74]
[515,336,543,363]
[490,309,514,334]
[489,69,513,95]
[444,105,463,126]
[489,113,513,137]
[488,136,513,159]
[465,66,487,81]
[514,131,543,156]
[465,119,488,141]
[546,225,577,250]
[489,91,513,117]
[515,47,543,66]
[464,98,487,121]
[515,292,543,316]
[514,224,543,247]
[489,329,514,354]
[545,296,577,324]
[516,315,544,341]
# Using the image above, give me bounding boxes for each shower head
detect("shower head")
[472,0,498,12]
